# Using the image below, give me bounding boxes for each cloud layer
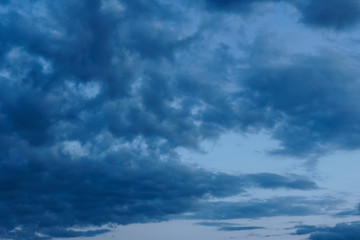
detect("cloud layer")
[0,148,318,239]
[295,221,360,240]
[1,0,359,239]
[205,0,360,30]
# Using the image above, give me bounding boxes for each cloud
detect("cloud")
[245,173,318,190]
[196,222,264,231]
[192,197,338,220]
[294,221,360,240]
[218,226,264,231]
[238,50,360,156]
[204,0,270,14]
[204,0,360,30]
[335,203,360,216]
[0,228,111,240]
[0,0,356,239]
[1,0,359,160]
[0,145,317,239]
[0,149,244,239]
[196,221,236,227]
[294,0,360,30]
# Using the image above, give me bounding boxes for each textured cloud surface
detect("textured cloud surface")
[1,0,359,239]
[295,222,360,240]
[205,0,360,30]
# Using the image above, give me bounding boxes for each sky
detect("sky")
[1,0,360,239]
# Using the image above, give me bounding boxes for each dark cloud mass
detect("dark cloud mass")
[240,54,360,156]
[205,0,360,30]
[0,0,359,239]
[295,221,360,240]
[204,0,267,13]
[0,150,244,239]
[0,147,317,239]
[295,0,360,30]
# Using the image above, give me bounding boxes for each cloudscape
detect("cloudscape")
[1,0,360,239]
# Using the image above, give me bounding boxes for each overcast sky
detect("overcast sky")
[1,0,360,239]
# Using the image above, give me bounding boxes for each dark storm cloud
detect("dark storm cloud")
[204,0,269,13]
[204,0,360,30]
[239,52,360,156]
[0,146,317,239]
[0,0,202,150]
[1,0,359,159]
[294,0,360,30]
[294,221,360,240]
[0,149,242,239]
[0,0,357,239]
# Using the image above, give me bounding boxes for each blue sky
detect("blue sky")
[1,0,360,239]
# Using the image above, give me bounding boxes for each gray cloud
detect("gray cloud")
[218,226,264,231]
[196,222,264,232]
[0,141,317,239]
[192,197,339,220]
[204,0,360,30]
[295,0,360,30]
[238,51,360,157]
[295,221,360,240]
[0,0,357,239]
[245,173,318,190]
